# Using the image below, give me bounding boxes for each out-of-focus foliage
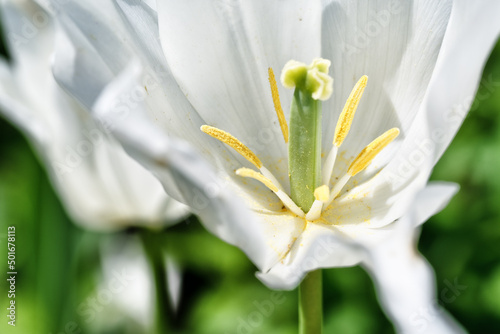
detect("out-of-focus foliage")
[0,29,499,334]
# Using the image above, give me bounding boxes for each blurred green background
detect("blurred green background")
[0,28,499,334]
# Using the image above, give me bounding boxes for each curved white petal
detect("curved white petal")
[321,0,453,163]
[49,1,129,109]
[376,0,500,221]
[412,182,459,227]
[0,58,46,143]
[0,0,55,142]
[362,182,463,334]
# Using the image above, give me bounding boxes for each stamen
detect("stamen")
[326,127,399,206]
[236,168,278,192]
[322,145,338,186]
[333,76,368,147]
[236,168,305,217]
[348,128,400,176]
[201,125,262,169]
[268,68,289,143]
[322,76,368,187]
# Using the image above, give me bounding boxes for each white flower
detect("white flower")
[0,0,189,230]
[45,0,500,332]
[96,235,182,333]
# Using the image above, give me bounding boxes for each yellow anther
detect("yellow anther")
[268,68,289,143]
[314,185,330,202]
[348,128,400,176]
[235,168,278,193]
[333,75,368,147]
[201,125,262,168]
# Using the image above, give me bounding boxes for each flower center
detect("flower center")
[201,58,399,222]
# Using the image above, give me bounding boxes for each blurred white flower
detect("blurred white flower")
[94,235,182,333]
[0,0,189,230]
[44,0,499,332]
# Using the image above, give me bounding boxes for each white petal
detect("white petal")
[321,0,453,159]
[113,0,165,67]
[100,235,153,330]
[359,0,500,229]
[0,58,46,143]
[50,2,127,109]
[0,0,54,141]
[157,0,323,177]
[362,182,464,334]
[165,255,182,312]
[2,0,55,69]
[257,222,365,290]
[412,182,459,227]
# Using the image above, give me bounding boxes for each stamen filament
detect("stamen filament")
[277,190,306,218]
[236,168,305,217]
[201,125,262,169]
[328,173,351,205]
[322,145,338,186]
[348,128,400,176]
[260,166,285,192]
[326,128,399,207]
[268,68,289,143]
[333,76,368,147]
[305,200,323,221]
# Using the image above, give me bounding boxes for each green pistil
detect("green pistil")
[288,89,322,211]
[282,59,333,212]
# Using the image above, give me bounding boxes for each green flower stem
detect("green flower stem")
[299,270,323,334]
[140,229,173,334]
[288,88,322,212]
